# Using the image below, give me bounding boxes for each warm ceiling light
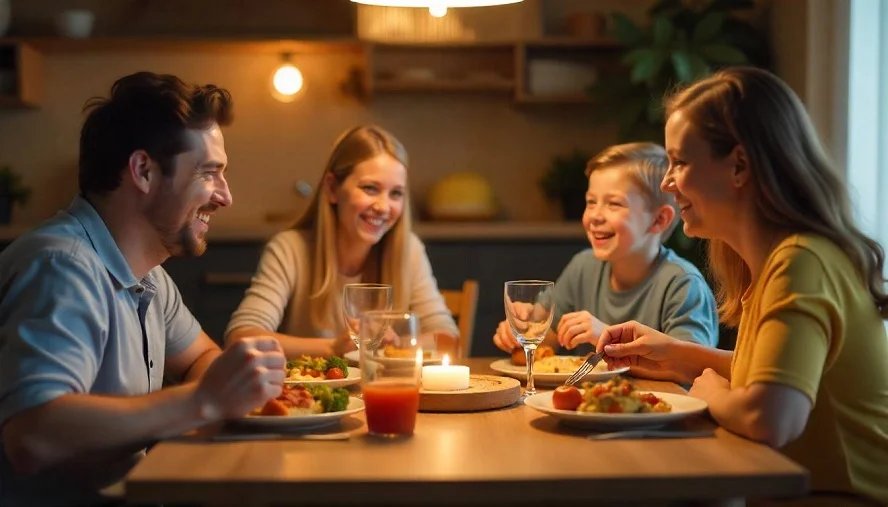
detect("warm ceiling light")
[351,1,523,7]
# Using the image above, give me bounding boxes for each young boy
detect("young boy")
[493,142,718,356]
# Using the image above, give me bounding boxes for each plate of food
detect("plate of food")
[232,384,364,430]
[524,377,708,430]
[489,346,629,385]
[344,345,443,366]
[284,355,361,388]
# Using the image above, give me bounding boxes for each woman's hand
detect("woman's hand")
[596,321,689,383]
[688,368,731,403]
[556,311,607,349]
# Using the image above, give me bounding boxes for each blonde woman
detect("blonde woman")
[226,126,459,358]
[595,67,888,505]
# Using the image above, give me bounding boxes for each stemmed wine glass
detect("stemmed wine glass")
[343,283,393,349]
[504,280,555,396]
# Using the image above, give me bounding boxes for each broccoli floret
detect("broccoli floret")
[287,355,327,372]
[326,356,349,376]
[328,388,350,412]
[306,385,350,412]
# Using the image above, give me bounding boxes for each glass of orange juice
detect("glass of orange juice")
[359,310,422,438]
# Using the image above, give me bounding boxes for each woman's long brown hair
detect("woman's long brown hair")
[665,67,888,326]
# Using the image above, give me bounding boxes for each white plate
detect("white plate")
[489,357,629,385]
[525,391,708,430]
[344,350,443,367]
[231,397,365,430]
[285,367,362,388]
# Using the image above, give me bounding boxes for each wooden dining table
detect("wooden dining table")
[124,357,808,506]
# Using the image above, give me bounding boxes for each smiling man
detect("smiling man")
[0,72,286,506]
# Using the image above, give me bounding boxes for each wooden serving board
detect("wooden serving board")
[419,374,521,413]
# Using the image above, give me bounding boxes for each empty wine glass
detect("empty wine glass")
[504,280,555,396]
[343,283,393,349]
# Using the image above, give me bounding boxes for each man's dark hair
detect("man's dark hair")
[78,71,233,196]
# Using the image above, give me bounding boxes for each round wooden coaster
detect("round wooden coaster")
[419,374,521,413]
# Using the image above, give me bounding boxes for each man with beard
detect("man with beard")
[0,72,286,507]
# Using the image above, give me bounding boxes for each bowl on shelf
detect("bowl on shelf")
[55,10,95,39]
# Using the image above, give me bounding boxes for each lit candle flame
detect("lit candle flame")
[442,354,450,367]
[416,349,424,365]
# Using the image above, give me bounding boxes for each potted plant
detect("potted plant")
[590,0,770,144]
[539,150,590,221]
[0,165,31,225]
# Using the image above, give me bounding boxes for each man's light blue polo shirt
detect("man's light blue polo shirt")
[0,195,200,507]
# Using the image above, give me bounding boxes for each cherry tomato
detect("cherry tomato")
[640,393,660,406]
[307,369,321,377]
[607,403,623,414]
[552,385,583,411]
[326,367,345,380]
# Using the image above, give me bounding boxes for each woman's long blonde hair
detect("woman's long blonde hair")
[665,66,888,326]
[293,125,412,330]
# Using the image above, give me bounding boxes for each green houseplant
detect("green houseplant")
[539,150,590,221]
[592,0,769,144]
[0,165,31,224]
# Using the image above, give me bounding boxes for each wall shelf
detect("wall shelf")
[374,78,515,93]
[514,93,594,105]
[0,36,622,108]
[363,37,621,102]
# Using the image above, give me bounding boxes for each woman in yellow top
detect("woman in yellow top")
[226,125,459,358]
[589,67,888,504]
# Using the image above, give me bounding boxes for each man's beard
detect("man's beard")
[160,220,206,258]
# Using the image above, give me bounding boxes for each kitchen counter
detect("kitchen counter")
[0,221,588,243]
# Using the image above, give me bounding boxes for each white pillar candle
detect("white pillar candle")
[422,354,470,391]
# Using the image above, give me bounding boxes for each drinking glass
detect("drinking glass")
[504,280,555,396]
[360,311,422,438]
[343,283,393,349]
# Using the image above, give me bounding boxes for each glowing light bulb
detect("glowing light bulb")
[272,63,303,102]
[429,4,448,17]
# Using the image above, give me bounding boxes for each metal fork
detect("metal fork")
[563,350,605,387]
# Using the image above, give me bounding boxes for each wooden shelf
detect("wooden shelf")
[374,78,514,93]
[0,36,622,107]
[370,40,515,49]
[523,37,621,49]
[0,37,364,54]
[514,93,594,104]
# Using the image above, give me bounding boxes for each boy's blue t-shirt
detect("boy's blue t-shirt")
[553,246,719,353]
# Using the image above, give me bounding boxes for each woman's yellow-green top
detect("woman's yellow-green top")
[732,234,888,503]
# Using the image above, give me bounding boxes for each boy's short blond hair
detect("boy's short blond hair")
[585,142,679,241]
